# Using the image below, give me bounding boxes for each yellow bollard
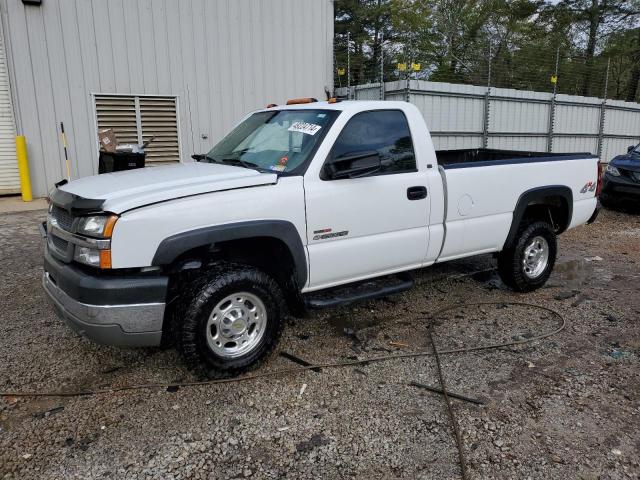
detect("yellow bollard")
[16,136,32,202]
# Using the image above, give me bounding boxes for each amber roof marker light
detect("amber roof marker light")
[285,97,318,105]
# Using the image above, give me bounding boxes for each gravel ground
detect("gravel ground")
[1,207,639,479]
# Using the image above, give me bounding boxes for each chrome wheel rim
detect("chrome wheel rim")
[205,292,267,358]
[522,236,549,279]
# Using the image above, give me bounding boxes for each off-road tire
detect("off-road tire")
[177,262,285,377]
[497,221,557,292]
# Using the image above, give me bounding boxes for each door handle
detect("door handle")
[407,186,427,200]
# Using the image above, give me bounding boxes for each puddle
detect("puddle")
[328,311,382,338]
[0,395,66,434]
[470,270,494,282]
[548,258,593,289]
[606,342,635,360]
[469,270,506,290]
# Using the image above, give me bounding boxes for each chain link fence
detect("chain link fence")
[334,34,620,100]
[333,34,640,162]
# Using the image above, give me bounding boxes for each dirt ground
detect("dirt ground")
[0,207,639,480]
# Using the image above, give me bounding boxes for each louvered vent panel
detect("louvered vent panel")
[139,97,180,164]
[95,95,138,144]
[94,95,180,165]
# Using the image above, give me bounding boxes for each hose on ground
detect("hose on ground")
[429,326,469,480]
[0,301,565,398]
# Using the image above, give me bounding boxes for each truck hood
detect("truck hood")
[57,163,278,213]
[610,154,640,173]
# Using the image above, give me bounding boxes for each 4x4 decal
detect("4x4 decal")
[580,181,596,193]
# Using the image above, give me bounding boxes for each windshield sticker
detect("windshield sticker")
[270,164,286,172]
[288,121,322,136]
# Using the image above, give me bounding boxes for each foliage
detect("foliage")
[334,0,640,100]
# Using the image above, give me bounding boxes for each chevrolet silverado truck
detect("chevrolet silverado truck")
[43,99,600,375]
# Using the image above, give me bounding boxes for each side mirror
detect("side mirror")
[323,151,381,180]
[192,153,205,161]
[627,145,635,153]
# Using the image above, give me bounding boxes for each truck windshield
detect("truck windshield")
[206,109,339,173]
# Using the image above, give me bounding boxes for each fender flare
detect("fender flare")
[151,220,308,286]
[504,185,573,248]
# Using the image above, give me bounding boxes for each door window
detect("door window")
[328,110,416,177]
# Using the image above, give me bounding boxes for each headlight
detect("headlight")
[605,165,620,176]
[74,245,112,269]
[74,246,101,267]
[74,214,116,268]
[77,215,118,238]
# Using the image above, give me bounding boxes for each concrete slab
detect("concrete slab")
[0,195,48,214]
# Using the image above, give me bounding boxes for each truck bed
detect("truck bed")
[436,148,593,168]
[433,147,598,263]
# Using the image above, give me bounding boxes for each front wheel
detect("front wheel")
[178,263,285,377]
[497,221,557,292]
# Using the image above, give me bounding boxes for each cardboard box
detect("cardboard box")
[98,128,118,153]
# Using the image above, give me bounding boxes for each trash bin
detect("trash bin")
[98,151,146,174]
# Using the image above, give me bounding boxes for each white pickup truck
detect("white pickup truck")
[43,99,600,375]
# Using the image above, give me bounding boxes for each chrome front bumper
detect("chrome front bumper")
[43,271,165,347]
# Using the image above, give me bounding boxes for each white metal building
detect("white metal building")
[0,0,334,197]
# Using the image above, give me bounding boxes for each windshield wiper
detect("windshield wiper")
[207,155,266,172]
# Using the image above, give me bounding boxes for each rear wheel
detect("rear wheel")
[497,221,557,292]
[177,262,285,377]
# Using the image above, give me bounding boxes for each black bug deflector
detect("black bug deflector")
[49,186,106,214]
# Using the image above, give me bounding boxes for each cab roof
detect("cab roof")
[260,100,412,114]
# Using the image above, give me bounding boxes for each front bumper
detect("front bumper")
[601,174,640,199]
[43,249,168,347]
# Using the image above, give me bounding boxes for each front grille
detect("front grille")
[50,234,69,252]
[619,168,640,183]
[51,206,74,231]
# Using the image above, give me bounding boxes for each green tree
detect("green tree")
[334,0,640,100]
[546,0,640,96]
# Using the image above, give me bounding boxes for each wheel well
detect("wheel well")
[522,195,570,233]
[167,237,304,315]
[503,187,573,250]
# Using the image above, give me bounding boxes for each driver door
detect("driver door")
[304,109,430,290]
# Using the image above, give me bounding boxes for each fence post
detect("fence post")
[597,59,610,159]
[547,48,560,153]
[379,32,385,100]
[481,47,492,149]
[347,32,351,100]
[405,75,410,103]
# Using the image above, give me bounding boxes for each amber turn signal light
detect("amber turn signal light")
[99,249,112,269]
[286,97,318,105]
[103,215,119,238]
